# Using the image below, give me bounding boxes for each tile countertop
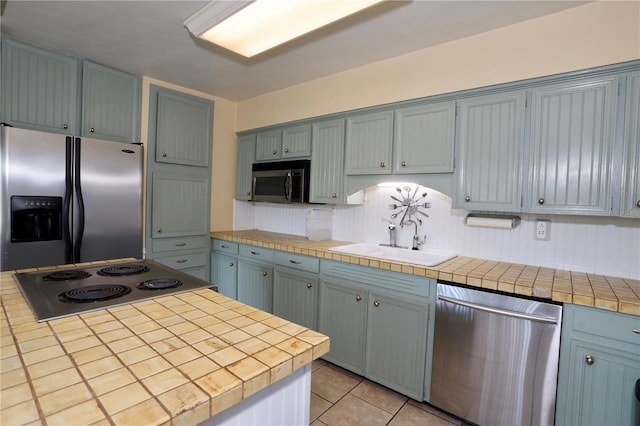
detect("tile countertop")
[211,230,640,316]
[0,260,329,425]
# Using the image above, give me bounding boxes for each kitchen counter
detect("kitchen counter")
[211,230,640,316]
[0,260,329,425]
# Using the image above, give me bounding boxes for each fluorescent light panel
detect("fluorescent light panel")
[185,0,385,57]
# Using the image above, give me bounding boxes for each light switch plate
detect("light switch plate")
[535,219,551,241]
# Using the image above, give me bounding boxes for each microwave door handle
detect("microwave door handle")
[284,172,292,202]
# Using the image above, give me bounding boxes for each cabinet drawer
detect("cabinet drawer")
[321,260,431,298]
[212,239,239,255]
[570,304,640,346]
[153,236,207,253]
[238,244,274,263]
[154,252,207,270]
[275,251,319,273]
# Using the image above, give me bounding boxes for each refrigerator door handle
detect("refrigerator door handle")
[73,137,85,262]
[63,136,74,264]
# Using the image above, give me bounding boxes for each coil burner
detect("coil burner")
[97,263,149,277]
[136,278,183,290]
[42,270,91,281]
[59,284,131,303]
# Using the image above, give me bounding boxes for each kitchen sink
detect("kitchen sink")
[328,243,457,267]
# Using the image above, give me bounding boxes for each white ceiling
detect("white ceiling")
[1,1,588,101]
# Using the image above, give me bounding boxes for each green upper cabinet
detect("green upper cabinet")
[235,134,256,201]
[81,61,141,143]
[255,129,283,161]
[393,102,455,174]
[155,88,213,167]
[456,91,526,212]
[310,119,346,203]
[255,124,311,161]
[528,76,618,215]
[621,72,640,218]
[1,38,80,134]
[345,110,394,175]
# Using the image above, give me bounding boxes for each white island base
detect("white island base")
[200,364,311,425]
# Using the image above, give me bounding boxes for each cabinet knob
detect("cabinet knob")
[229,262,234,267]
[401,161,407,167]
[464,195,471,202]
[262,271,268,277]
[585,355,594,365]
[306,283,313,289]
[355,295,362,302]
[380,162,386,168]
[158,228,163,233]
[90,127,95,133]
[247,192,251,196]
[331,193,337,198]
[636,200,640,208]
[62,123,68,130]
[373,300,381,307]
[538,197,545,205]
[162,153,167,157]
[272,149,277,155]
[284,148,289,153]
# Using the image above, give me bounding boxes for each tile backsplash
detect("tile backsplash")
[233,185,640,280]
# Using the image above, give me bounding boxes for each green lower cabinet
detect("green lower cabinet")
[318,278,368,375]
[237,259,273,313]
[211,253,238,298]
[365,290,428,400]
[556,304,640,425]
[273,268,318,330]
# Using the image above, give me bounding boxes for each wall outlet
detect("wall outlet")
[535,219,551,241]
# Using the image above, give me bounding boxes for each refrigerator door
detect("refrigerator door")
[1,127,69,270]
[74,137,142,263]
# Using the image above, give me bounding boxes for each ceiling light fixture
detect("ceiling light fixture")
[184,0,385,58]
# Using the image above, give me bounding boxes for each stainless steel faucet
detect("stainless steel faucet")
[388,223,397,247]
[403,219,425,250]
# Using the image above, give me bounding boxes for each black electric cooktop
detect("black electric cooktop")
[13,259,216,322]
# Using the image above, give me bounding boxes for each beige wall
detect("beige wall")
[141,77,237,232]
[236,1,640,131]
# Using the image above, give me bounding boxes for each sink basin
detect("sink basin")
[328,243,457,267]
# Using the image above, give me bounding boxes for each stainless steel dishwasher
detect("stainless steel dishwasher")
[430,282,562,426]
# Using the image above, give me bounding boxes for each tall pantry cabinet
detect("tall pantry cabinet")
[145,85,214,279]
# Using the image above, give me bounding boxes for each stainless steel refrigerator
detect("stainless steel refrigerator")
[1,126,143,271]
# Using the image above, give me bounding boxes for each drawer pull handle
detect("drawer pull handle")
[175,243,187,247]
[289,260,302,264]
[251,251,260,255]
[221,244,229,248]
[585,355,594,365]
[633,329,640,334]
[176,259,188,264]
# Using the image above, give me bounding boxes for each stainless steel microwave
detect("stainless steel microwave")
[251,160,310,203]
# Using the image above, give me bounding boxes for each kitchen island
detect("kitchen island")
[0,260,329,425]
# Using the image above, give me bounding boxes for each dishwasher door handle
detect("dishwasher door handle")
[438,294,558,324]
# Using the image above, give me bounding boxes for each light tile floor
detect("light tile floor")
[310,359,464,426]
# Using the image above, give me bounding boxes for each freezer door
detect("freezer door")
[74,137,142,262]
[1,127,69,270]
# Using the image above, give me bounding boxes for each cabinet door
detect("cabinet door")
[365,290,428,400]
[310,119,346,203]
[255,129,282,161]
[151,173,209,238]
[529,77,618,215]
[273,268,318,330]
[621,72,640,218]
[237,260,273,313]
[1,38,80,134]
[235,134,256,201]
[81,61,141,143]
[155,89,213,167]
[282,124,311,158]
[560,341,640,426]
[394,102,455,174]
[345,111,393,175]
[318,278,367,374]
[211,253,238,299]
[457,92,526,211]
